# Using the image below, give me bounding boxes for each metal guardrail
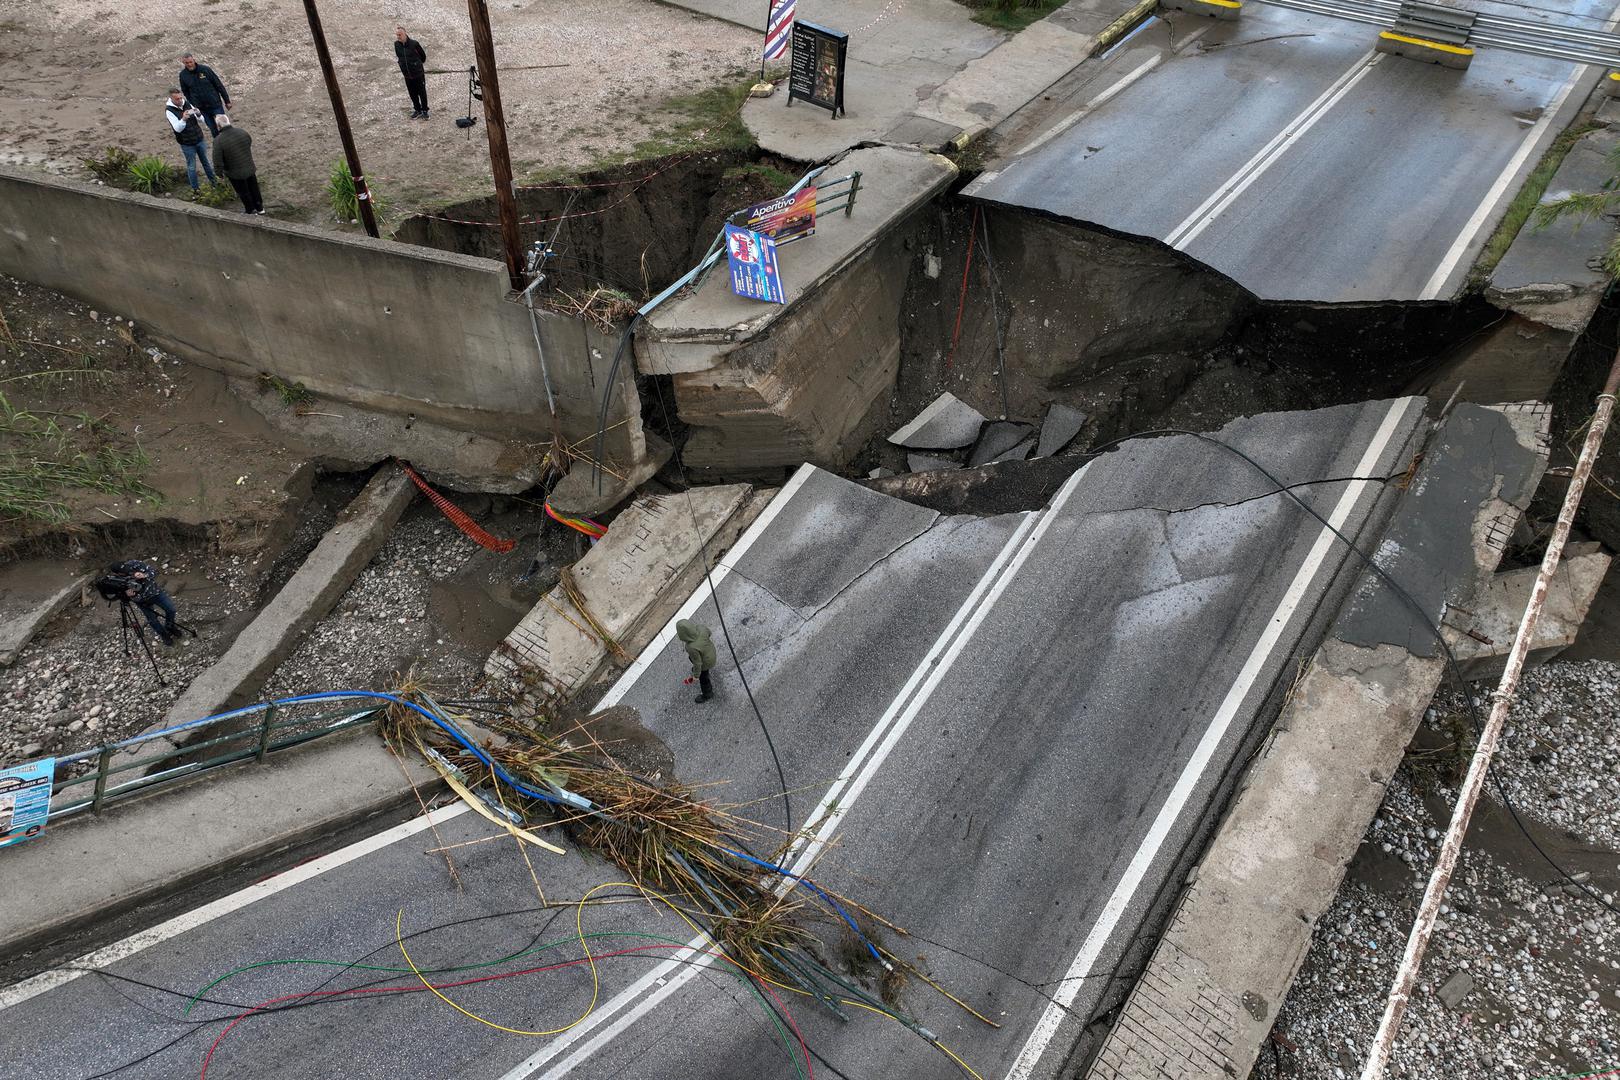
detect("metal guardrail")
[1253,0,1620,67]
[42,701,381,822]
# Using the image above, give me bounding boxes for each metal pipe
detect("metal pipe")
[1359,349,1620,1080]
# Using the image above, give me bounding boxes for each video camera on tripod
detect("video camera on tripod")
[93,562,196,686]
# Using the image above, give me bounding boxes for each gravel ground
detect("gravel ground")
[1261,659,1620,1080]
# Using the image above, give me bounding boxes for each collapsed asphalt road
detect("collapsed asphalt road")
[0,398,1432,1080]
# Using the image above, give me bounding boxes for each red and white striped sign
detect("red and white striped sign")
[764,0,795,61]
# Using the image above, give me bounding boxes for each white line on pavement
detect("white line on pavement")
[1165,50,1379,251]
[1004,396,1418,1080]
[0,802,470,1012]
[495,465,1096,1080]
[1018,56,1164,158]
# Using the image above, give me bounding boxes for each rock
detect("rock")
[19,742,42,758]
[967,421,1035,467]
[887,393,986,450]
[867,467,895,479]
[45,709,75,727]
[1034,403,1087,458]
[906,453,962,473]
[1437,970,1475,1010]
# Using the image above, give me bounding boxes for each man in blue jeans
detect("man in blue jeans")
[108,559,180,646]
[164,88,216,191]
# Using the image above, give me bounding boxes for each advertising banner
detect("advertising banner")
[724,224,786,304]
[744,186,817,243]
[0,757,54,849]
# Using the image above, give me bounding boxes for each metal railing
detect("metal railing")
[1253,0,1620,67]
[42,700,382,822]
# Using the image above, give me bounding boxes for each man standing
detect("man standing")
[178,51,231,135]
[164,89,216,192]
[107,559,179,647]
[394,26,429,119]
[211,116,263,214]
[676,620,718,704]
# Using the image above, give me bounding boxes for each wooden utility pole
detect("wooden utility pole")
[466,0,525,290]
[301,0,378,238]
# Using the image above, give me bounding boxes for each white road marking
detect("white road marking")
[496,466,1096,1080]
[1004,396,1418,1080]
[1019,56,1164,158]
[594,462,816,710]
[0,802,470,1011]
[1166,50,1379,251]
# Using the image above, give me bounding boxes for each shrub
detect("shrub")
[189,181,236,208]
[326,159,386,223]
[128,155,175,195]
[82,146,139,186]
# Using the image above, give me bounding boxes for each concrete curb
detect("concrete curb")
[0,574,90,667]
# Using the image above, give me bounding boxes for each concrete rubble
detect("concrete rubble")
[967,420,1035,466]
[888,391,988,450]
[0,574,90,668]
[1035,402,1088,458]
[1448,547,1612,681]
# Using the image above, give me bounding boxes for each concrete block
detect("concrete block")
[968,420,1035,466]
[1437,969,1475,1010]
[889,392,987,450]
[1160,0,1242,18]
[486,484,759,703]
[1375,30,1475,70]
[1036,403,1088,458]
[0,573,90,667]
[159,467,417,726]
[1448,548,1612,681]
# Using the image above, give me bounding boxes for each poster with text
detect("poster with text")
[0,757,54,849]
[724,225,786,304]
[743,187,816,243]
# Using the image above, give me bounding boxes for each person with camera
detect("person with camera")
[104,559,180,647]
[178,51,231,135]
[164,88,217,193]
[394,26,429,119]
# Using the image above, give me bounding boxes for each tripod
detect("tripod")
[117,600,197,687]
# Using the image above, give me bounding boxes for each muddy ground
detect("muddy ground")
[0,0,755,225]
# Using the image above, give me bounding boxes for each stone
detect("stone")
[987,437,1036,464]
[887,392,986,450]
[967,421,1035,466]
[19,743,42,758]
[867,467,895,479]
[906,453,962,473]
[1437,970,1474,1010]
[45,709,75,727]
[1034,402,1087,458]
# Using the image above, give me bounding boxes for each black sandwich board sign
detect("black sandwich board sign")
[786,22,847,118]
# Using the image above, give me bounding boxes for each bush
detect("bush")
[189,181,236,208]
[82,146,139,186]
[128,155,175,195]
[326,159,386,223]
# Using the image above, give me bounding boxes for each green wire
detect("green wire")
[185,929,807,1080]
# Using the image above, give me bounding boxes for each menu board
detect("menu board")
[787,22,848,117]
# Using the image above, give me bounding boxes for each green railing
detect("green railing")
[45,701,382,822]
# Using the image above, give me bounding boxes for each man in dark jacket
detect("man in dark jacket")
[676,620,718,703]
[164,89,216,191]
[105,559,179,646]
[394,27,429,119]
[211,116,263,214]
[178,51,231,135]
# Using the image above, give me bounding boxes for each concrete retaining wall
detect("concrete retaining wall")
[0,167,645,472]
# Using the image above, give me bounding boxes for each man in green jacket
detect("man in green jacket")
[211,116,263,214]
[676,619,717,703]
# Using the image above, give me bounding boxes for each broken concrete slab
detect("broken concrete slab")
[967,420,1035,466]
[547,431,674,519]
[0,572,90,667]
[160,467,416,727]
[1036,402,1088,458]
[1449,547,1611,681]
[487,484,761,704]
[1437,969,1476,1010]
[888,392,987,450]
[906,453,964,473]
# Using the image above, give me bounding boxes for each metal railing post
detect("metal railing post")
[844,172,860,216]
[255,704,276,763]
[90,745,114,814]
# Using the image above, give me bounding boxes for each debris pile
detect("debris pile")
[883,393,1085,474]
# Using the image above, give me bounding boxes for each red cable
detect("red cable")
[400,463,516,554]
[944,203,980,372]
[199,943,810,1079]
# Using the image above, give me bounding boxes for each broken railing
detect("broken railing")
[44,699,382,822]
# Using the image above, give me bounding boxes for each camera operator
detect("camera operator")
[105,559,180,647]
[165,89,217,192]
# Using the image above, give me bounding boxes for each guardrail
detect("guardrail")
[42,700,382,822]
[1254,0,1620,67]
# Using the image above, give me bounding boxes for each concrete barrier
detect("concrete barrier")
[0,167,648,481]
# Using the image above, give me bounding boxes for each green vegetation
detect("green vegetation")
[257,372,312,406]
[128,155,176,195]
[1469,121,1603,288]
[189,180,237,209]
[722,161,799,192]
[1532,131,1620,278]
[957,0,1067,33]
[0,392,157,524]
[327,159,388,223]
[81,146,139,185]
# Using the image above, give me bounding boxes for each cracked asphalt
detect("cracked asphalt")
[0,399,1430,1080]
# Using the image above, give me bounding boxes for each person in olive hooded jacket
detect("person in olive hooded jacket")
[676,619,717,703]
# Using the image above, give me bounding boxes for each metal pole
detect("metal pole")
[91,745,114,814]
[466,0,525,290]
[302,0,379,238]
[255,703,277,763]
[1359,348,1620,1080]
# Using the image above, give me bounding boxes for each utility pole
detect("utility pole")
[466,0,525,290]
[301,0,378,239]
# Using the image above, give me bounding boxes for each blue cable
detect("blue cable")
[721,845,886,968]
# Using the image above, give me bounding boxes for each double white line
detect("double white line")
[495,464,1095,1080]
[1165,50,1381,252]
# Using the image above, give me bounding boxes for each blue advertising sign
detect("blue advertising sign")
[0,757,54,849]
[724,224,786,304]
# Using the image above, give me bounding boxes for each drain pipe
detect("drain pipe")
[518,276,558,433]
[1359,348,1620,1080]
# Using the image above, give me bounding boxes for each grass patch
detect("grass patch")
[257,372,312,406]
[82,146,139,186]
[128,155,176,195]
[722,161,799,191]
[0,392,157,524]
[188,180,237,209]
[1468,121,1603,290]
[958,0,1067,33]
[327,159,388,223]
